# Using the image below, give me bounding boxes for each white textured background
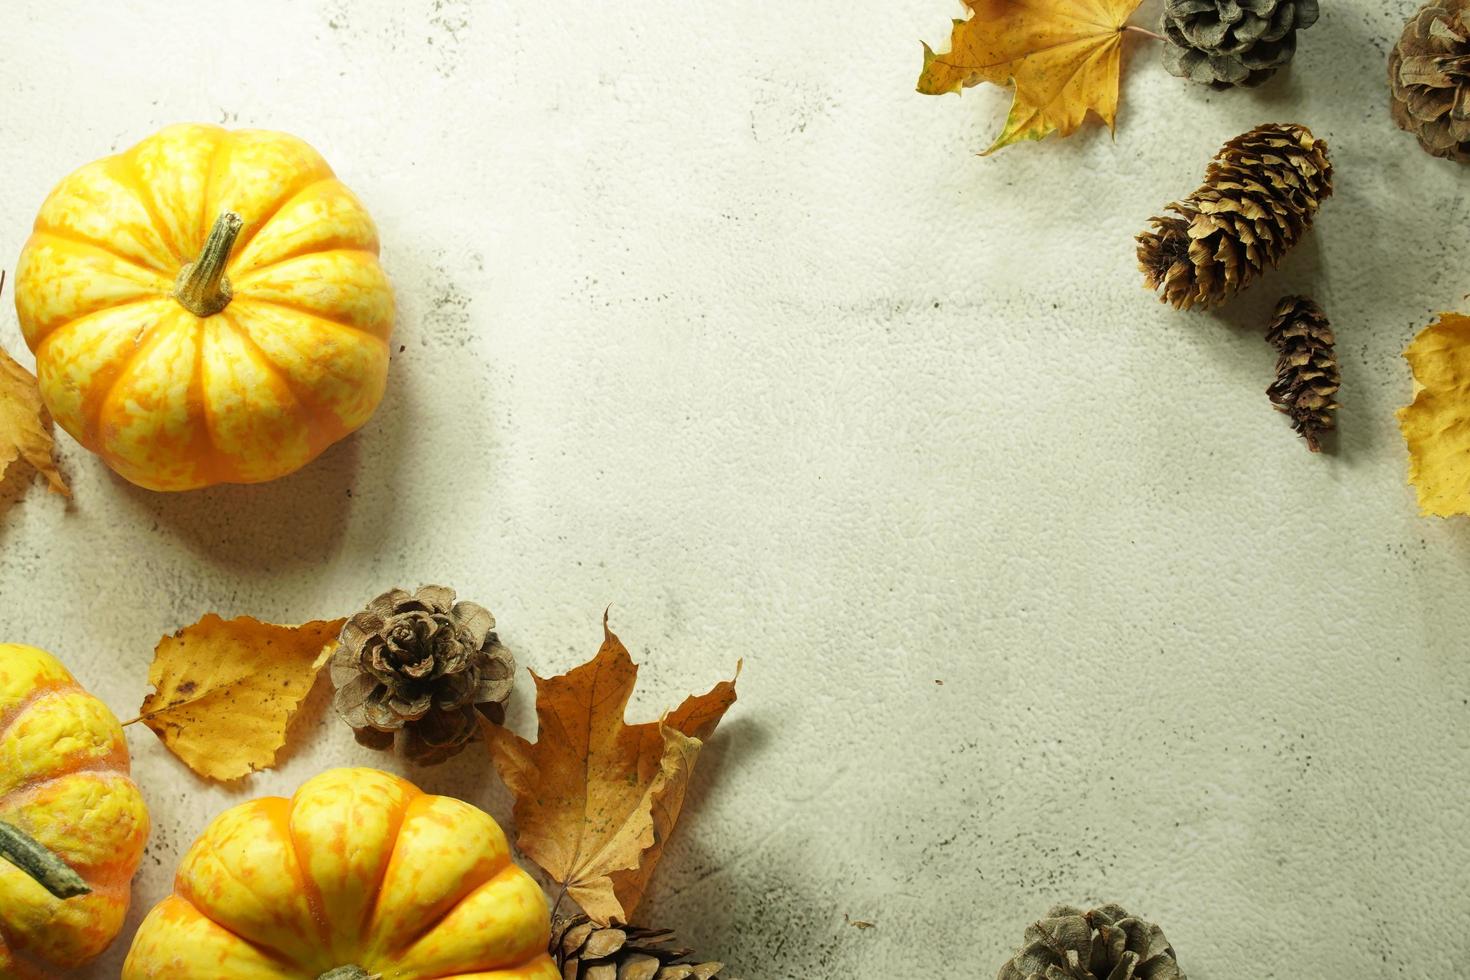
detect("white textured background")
[2,1,1468,977]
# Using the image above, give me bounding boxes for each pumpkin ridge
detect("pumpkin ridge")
[282,800,333,951]
[215,310,344,456]
[377,856,514,966]
[167,892,309,977]
[228,174,339,263]
[0,675,71,738]
[31,222,172,276]
[230,290,394,343]
[30,297,171,360]
[179,813,318,972]
[122,143,196,264]
[0,771,143,886]
[343,776,419,953]
[25,229,173,284]
[365,793,511,963]
[88,313,195,455]
[196,133,235,250]
[398,860,529,975]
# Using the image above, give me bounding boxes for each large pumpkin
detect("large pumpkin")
[14,123,393,491]
[123,768,558,980]
[0,644,150,978]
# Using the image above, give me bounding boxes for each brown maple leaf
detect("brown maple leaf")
[487,614,738,925]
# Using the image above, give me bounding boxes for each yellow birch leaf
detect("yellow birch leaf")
[137,614,345,781]
[1399,312,1470,517]
[918,0,1144,154]
[486,615,738,925]
[0,345,67,497]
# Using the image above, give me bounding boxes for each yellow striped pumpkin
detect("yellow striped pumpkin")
[123,768,558,980]
[0,644,150,978]
[14,124,393,491]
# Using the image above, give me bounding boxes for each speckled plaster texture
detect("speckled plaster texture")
[1,1,1468,977]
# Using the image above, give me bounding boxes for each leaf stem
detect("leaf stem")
[1124,24,1165,41]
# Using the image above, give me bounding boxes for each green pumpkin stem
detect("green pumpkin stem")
[318,968,380,980]
[174,210,243,317]
[0,819,90,900]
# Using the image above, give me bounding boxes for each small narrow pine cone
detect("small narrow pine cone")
[1266,295,1340,451]
[551,915,726,980]
[330,585,515,765]
[997,904,1186,980]
[1137,122,1332,310]
[1162,0,1320,88]
[1389,0,1470,162]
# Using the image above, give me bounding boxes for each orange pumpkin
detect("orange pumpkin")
[123,767,557,980]
[14,123,394,491]
[0,644,150,978]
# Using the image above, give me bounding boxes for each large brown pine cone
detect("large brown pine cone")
[996,905,1186,980]
[1389,0,1470,162]
[1137,123,1332,310]
[330,585,515,764]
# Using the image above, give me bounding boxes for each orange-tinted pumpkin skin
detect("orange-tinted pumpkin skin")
[14,123,393,491]
[123,767,558,980]
[0,644,150,979]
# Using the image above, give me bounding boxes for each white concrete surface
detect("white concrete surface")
[2,1,1468,976]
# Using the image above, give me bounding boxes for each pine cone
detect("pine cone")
[1266,296,1339,451]
[1162,0,1319,87]
[996,905,1186,980]
[552,915,726,980]
[330,585,515,765]
[1137,123,1332,310]
[1389,0,1470,162]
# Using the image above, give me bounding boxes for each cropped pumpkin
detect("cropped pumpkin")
[123,767,558,980]
[14,123,393,491]
[0,643,150,978]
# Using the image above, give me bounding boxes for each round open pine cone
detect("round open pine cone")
[1389,0,1470,162]
[996,904,1186,980]
[330,585,514,765]
[1136,122,1332,310]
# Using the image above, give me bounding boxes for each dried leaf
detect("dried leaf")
[487,615,738,925]
[0,347,67,496]
[918,0,1144,154]
[137,614,345,781]
[1399,312,1470,517]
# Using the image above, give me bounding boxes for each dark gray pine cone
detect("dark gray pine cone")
[996,904,1186,980]
[1162,0,1320,88]
[330,585,514,765]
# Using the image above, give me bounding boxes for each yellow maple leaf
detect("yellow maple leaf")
[486,614,738,925]
[135,614,345,781]
[1399,312,1470,517]
[918,0,1145,154]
